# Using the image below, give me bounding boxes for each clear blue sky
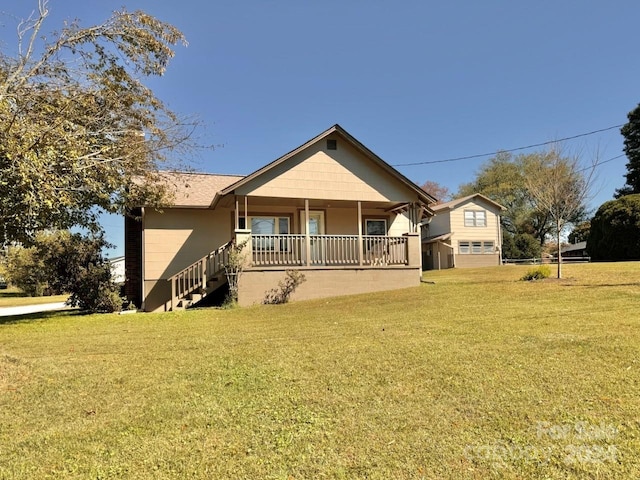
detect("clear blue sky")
[2,1,638,257]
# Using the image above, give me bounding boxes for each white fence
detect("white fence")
[503,256,590,265]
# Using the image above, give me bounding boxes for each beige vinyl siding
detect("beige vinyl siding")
[325,207,358,234]
[236,135,417,202]
[144,208,233,280]
[388,212,411,236]
[449,198,501,245]
[426,211,451,237]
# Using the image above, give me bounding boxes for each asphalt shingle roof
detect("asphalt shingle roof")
[160,172,245,207]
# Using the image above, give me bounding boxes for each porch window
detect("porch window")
[459,240,495,254]
[250,216,290,251]
[464,210,486,227]
[365,218,388,236]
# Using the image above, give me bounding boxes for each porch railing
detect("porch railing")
[168,240,232,310]
[252,234,408,267]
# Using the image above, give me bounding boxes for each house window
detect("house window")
[250,216,290,251]
[365,219,387,236]
[327,139,337,150]
[464,210,486,227]
[459,240,495,254]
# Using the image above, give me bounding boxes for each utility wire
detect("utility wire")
[578,154,625,173]
[393,124,624,167]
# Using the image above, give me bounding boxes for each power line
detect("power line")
[392,124,624,167]
[578,154,625,173]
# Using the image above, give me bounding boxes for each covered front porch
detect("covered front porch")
[168,195,427,309]
[231,195,426,268]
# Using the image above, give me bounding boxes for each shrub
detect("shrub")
[223,238,248,306]
[521,265,551,281]
[263,270,307,304]
[588,194,640,261]
[4,230,122,312]
[502,232,542,260]
[67,263,122,313]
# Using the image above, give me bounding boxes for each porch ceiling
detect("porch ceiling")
[217,194,405,210]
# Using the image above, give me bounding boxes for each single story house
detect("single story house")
[125,124,437,311]
[422,193,505,269]
[560,241,588,258]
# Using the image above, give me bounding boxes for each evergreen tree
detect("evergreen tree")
[588,195,640,260]
[616,103,640,197]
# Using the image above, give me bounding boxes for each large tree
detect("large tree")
[0,1,195,245]
[616,103,640,198]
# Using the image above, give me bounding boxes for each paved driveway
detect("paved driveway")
[0,302,69,317]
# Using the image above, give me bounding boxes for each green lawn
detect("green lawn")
[0,286,68,307]
[1,263,639,479]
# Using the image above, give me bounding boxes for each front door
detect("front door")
[300,211,325,263]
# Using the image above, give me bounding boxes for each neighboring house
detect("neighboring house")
[108,256,125,284]
[560,241,588,258]
[125,124,436,312]
[422,194,505,270]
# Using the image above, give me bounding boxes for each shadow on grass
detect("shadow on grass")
[0,309,81,326]
[0,291,29,299]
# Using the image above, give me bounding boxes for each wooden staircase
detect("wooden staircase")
[168,241,232,311]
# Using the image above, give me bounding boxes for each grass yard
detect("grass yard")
[1,263,639,479]
[0,287,68,308]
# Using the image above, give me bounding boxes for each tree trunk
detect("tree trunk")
[556,219,562,279]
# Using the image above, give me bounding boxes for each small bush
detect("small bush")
[263,270,306,304]
[521,265,551,281]
[68,263,122,313]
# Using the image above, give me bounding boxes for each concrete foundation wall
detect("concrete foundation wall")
[238,267,421,306]
[455,253,501,268]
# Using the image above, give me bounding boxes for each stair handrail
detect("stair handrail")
[168,240,233,311]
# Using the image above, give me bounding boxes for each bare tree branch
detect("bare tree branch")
[524,144,598,278]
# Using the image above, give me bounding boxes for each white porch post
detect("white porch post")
[409,203,415,233]
[234,196,239,230]
[305,199,311,267]
[244,196,248,229]
[357,201,363,266]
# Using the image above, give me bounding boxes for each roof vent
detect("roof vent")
[327,139,337,150]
